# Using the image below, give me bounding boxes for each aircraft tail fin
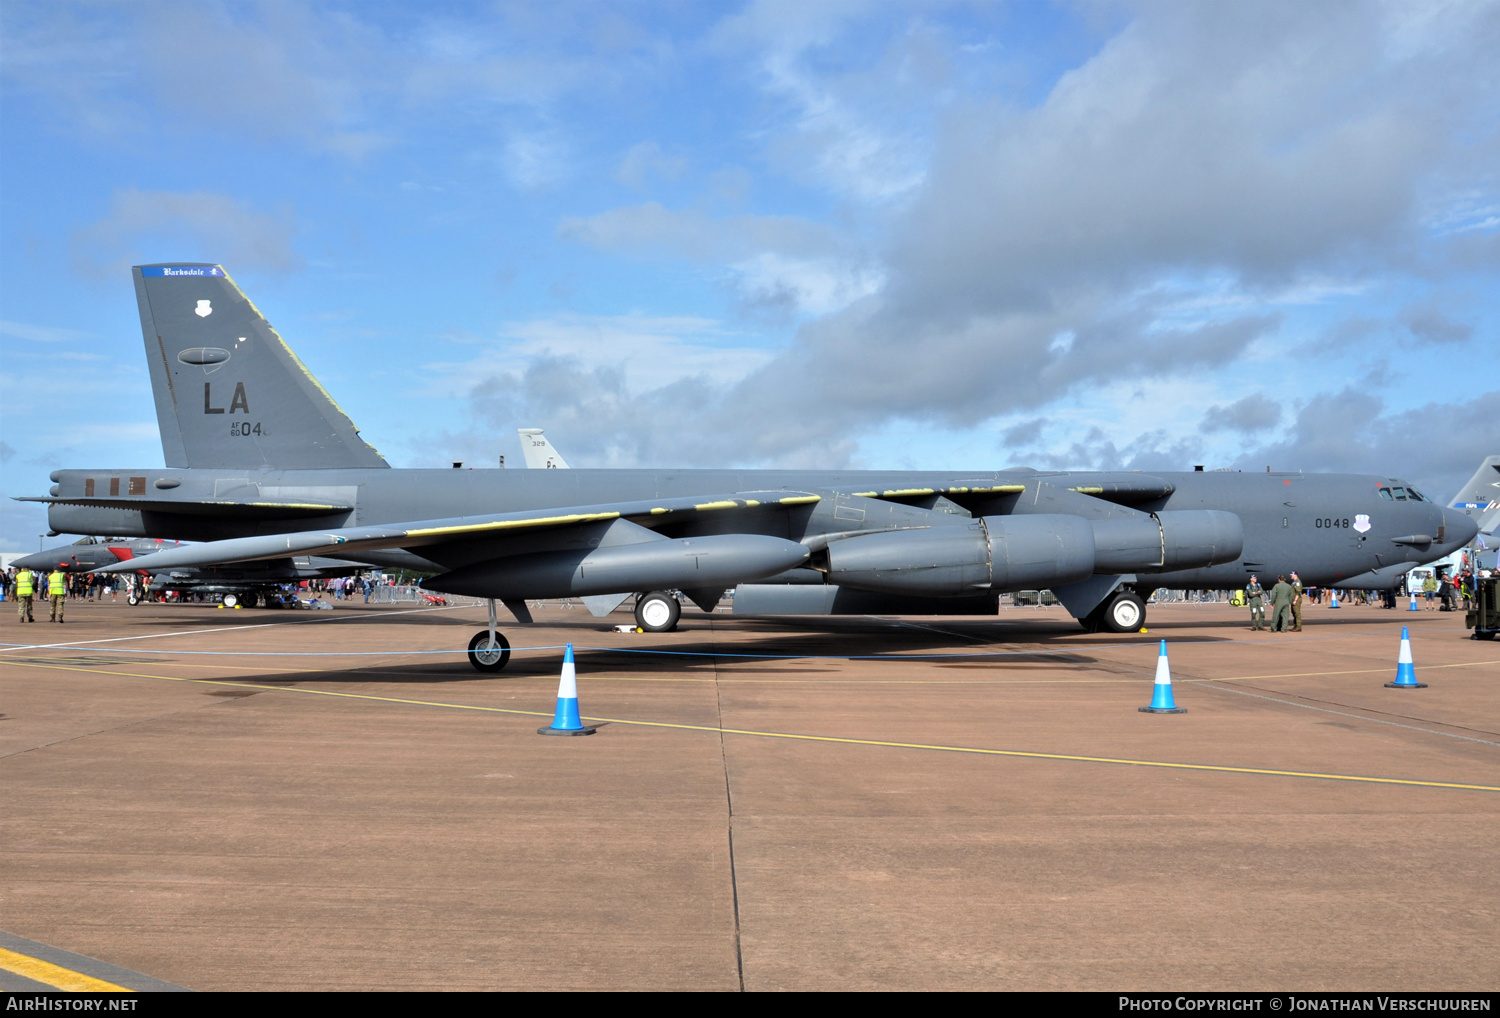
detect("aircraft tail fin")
[1449,455,1500,536]
[134,264,388,470]
[517,428,570,469]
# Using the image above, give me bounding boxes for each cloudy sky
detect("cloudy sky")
[1,0,1496,552]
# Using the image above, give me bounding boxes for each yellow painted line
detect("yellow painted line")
[880,488,935,497]
[1069,486,1105,494]
[693,500,740,511]
[0,946,131,992]
[777,495,821,505]
[9,662,1498,794]
[406,511,619,537]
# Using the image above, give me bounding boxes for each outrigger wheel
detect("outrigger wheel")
[635,590,681,632]
[468,630,512,672]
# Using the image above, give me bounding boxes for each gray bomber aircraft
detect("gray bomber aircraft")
[21,264,1478,671]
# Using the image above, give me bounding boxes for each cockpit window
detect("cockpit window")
[1408,488,1426,502]
[1390,487,1409,500]
[1379,487,1394,500]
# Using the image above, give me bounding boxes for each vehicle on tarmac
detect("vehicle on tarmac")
[22,264,1479,670]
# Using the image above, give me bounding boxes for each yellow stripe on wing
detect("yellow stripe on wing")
[405,511,621,537]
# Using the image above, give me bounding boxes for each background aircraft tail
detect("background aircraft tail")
[517,428,570,469]
[1449,455,1500,537]
[134,264,388,470]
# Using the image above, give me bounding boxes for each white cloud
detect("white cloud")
[72,189,300,278]
[0,320,98,343]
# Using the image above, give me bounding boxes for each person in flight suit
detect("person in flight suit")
[1245,575,1267,630]
[1270,574,1295,633]
[47,567,68,623]
[15,568,36,622]
[1290,572,1305,631]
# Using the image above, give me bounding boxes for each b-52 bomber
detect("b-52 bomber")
[22,264,1478,670]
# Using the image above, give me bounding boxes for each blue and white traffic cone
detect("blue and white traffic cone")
[1384,627,1427,688]
[538,643,597,735]
[1139,640,1187,714]
[1329,589,1340,608]
[1408,592,1419,611]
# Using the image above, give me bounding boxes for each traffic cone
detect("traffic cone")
[1139,640,1187,714]
[1329,589,1340,608]
[1408,592,1419,611]
[538,643,597,735]
[1384,627,1427,688]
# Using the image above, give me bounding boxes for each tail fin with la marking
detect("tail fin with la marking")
[134,264,388,470]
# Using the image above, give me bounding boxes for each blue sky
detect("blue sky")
[1,0,1496,552]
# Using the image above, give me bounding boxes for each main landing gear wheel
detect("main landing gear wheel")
[468,630,512,672]
[1101,591,1146,633]
[222,593,239,608]
[635,590,681,633]
[126,593,140,606]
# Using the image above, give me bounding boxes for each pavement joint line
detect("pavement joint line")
[9,659,1499,794]
[0,946,131,993]
[1192,681,1500,746]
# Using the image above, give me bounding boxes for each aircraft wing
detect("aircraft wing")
[93,490,823,574]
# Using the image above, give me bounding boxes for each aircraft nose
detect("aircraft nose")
[1442,507,1479,549]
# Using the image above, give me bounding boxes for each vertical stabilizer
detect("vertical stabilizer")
[134,264,387,469]
[1450,455,1500,536]
[518,428,570,469]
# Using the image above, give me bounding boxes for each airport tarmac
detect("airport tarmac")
[1,597,1496,991]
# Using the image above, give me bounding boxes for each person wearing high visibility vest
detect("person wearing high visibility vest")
[15,568,36,622]
[47,567,68,623]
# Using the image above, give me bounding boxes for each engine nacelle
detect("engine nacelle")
[825,514,1096,596]
[1091,510,1243,573]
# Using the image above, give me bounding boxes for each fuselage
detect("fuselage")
[39,465,1475,590]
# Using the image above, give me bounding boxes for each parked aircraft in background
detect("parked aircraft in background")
[518,429,569,469]
[12,535,362,608]
[22,264,1478,671]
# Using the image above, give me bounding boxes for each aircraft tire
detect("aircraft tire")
[1078,605,1105,633]
[243,592,260,609]
[468,630,512,672]
[1101,591,1146,633]
[222,593,238,608]
[127,594,140,607]
[635,590,681,632]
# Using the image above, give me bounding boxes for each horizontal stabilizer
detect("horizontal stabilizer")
[18,495,352,519]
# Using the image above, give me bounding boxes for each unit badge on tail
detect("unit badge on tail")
[195,300,213,317]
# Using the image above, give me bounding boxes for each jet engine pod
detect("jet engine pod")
[1090,510,1243,572]
[825,524,993,595]
[825,514,1096,596]
[1155,510,1244,570]
[426,533,811,600]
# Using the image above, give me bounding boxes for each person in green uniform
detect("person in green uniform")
[15,568,36,622]
[47,567,67,623]
[1290,571,1305,631]
[1270,574,1295,632]
[1245,575,1266,630]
